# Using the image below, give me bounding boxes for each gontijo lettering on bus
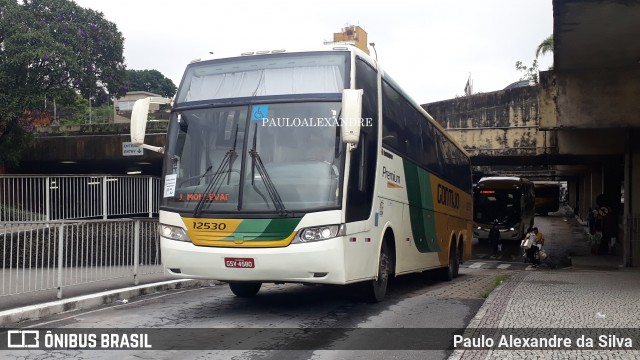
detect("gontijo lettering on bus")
[437,184,460,209]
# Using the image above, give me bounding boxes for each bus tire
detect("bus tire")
[228,282,262,297]
[361,241,391,303]
[441,243,459,281]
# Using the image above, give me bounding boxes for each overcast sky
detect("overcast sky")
[73,0,553,104]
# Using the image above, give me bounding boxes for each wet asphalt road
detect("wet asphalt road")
[4,270,487,360]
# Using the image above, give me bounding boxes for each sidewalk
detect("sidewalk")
[450,207,640,359]
[451,269,640,359]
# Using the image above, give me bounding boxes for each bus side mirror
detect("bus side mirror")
[130,97,170,154]
[341,89,363,149]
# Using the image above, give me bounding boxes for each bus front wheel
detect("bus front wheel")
[228,282,262,297]
[361,241,391,303]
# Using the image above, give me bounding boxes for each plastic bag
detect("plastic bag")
[538,249,548,260]
[521,236,533,249]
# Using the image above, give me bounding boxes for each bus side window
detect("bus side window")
[347,58,379,222]
[421,120,441,175]
[404,107,423,158]
[382,81,404,152]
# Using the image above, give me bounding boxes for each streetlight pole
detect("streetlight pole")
[369,42,378,62]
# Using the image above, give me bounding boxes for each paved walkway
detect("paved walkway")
[450,207,640,359]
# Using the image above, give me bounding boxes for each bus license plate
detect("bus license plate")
[224,257,255,268]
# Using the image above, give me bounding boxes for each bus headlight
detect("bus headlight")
[159,224,190,242]
[293,224,344,243]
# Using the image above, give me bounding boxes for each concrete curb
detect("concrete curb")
[447,272,526,360]
[0,279,216,327]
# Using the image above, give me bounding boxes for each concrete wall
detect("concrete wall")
[423,86,549,156]
[27,134,165,162]
[556,129,627,155]
[540,68,640,129]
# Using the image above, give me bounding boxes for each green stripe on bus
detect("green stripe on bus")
[255,217,301,240]
[222,218,301,241]
[403,160,439,253]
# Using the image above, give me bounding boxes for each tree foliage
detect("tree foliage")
[515,34,554,85]
[515,59,539,84]
[536,35,554,59]
[126,69,177,98]
[0,0,126,166]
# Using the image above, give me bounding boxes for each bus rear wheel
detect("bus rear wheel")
[441,244,460,281]
[361,241,391,303]
[228,282,262,297]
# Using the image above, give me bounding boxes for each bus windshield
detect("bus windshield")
[162,102,344,214]
[474,189,522,226]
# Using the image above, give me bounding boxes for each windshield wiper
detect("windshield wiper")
[227,124,239,185]
[193,124,239,217]
[248,122,288,216]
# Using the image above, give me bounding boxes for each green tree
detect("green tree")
[515,59,539,84]
[125,69,177,98]
[0,0,127,166]
[536,35,554,59]
[515,34,554,85]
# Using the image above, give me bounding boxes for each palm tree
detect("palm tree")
[536,35,554,58]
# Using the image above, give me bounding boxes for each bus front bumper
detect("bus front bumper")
[160,237,347,284]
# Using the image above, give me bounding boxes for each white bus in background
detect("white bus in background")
[131,45,472,302]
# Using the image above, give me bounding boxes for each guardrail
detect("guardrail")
[1,219,162,299]
[0,175,160,222]
[36,120,169,136]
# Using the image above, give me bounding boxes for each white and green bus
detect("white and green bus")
[131,45,472,302]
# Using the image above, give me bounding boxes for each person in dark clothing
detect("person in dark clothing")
[488,220,501,257]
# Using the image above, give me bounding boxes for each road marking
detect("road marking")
[469,262,485,269]
[497,264,511,269]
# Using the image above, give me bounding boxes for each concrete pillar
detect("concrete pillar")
[580,174,590,220]
[623,151,631,266]
[568,178,579,211]
[590,167,603,209]
[628,147,640,266]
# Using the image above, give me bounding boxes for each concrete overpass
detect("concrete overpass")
[15,122,166,175]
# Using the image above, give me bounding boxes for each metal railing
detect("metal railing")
[1,219,162,299]
[0,175,160,222]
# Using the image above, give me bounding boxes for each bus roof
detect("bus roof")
[190,44,376,66]
[533,181,560,186]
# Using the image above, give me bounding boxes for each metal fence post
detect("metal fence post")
[45,177,51,221]
[57,223,65,299]
[102,176,108,220]
[133,220,140,285]
[148,177,153,218]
